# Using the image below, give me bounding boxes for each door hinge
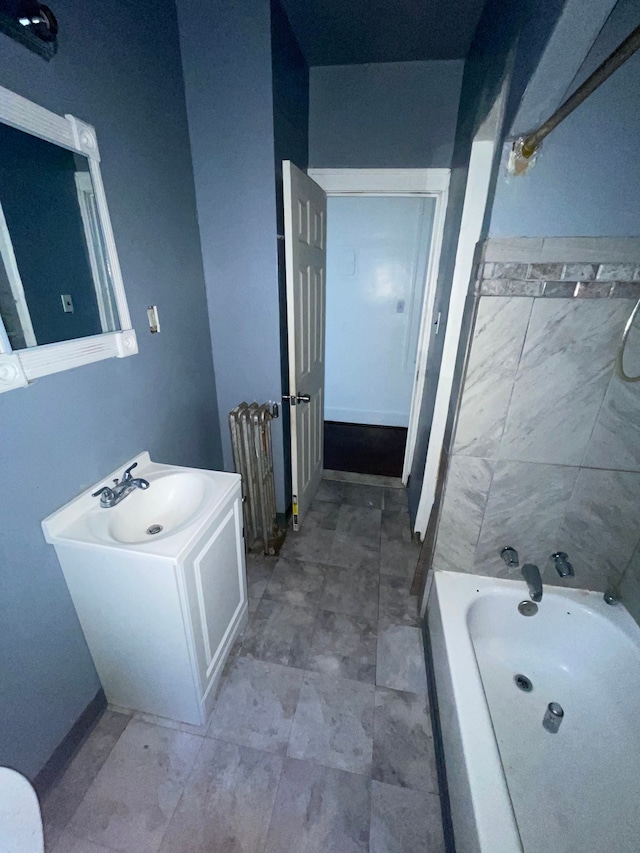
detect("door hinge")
[434,311,442,335]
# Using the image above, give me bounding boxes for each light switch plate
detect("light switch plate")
[61,294,74,313]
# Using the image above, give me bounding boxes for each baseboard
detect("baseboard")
[422,619,456,853]
[33,688,107,797]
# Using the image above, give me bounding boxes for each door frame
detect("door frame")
[307,167,450,483]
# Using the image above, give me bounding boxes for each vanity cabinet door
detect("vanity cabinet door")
[182,494,247,699]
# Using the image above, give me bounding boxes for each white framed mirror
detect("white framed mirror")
[0,85,137,393]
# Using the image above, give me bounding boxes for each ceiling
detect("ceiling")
[278,0,488,65]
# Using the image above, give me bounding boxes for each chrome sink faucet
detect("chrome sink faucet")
[522,564,543,602]
[92,462,150,508]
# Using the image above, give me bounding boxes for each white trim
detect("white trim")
[307,167,450,482]
[413,140,496,545]
[413,58,512,553]
[0,199,36,348]
[0,84,136,392]
[74,171,118,333]
[324,406,409,427]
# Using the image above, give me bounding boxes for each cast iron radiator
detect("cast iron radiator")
[228,402,277,555]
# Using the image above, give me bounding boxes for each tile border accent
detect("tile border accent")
[482,237,640,264]
[475,260,640,299]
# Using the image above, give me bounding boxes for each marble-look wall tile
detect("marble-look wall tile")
[555,468,640,591]
[562,264,597,281]
[499,299,630,466]
[454,297,533,457]
[619,545,640,626]
[597,263,637,281]
[583,378,640,472]
[432,456,494,573]
[584,318,640,471]
[473,460,579,577]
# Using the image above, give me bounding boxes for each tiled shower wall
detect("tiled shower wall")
[432,238,640,596]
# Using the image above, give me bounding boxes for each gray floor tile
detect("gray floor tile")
[328,532,381,572]
[279,525,335,564]
[315,479,344,503]
[290,610,377,684]
[51,831,119,852]
[327,506,381,571]
[341,483,384,509]
[263,556,327,608]
[264,758,371,853]
[380,537,420,579]
[373,688,437,792]
[42,710,131,842]
[66,719,202,853]
[382,488,408,513]
[245,552,276,601]
[336,504,382,539]
[158,739,282,852]
[240,598,316,666]
[370,781,444,853]
[306,500,341,529]
[208,657,303,755]
[378,575,419,631]
[381,509,413,544]
[377,625,427,695]
[320,566,379,622]
[287,672,374,775]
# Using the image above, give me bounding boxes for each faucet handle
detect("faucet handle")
[121,462,138,482]
[500,546,519,567]
[92,485,114,500]
[551,551,574,578]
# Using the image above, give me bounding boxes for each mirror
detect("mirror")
[0,122,120,350]
[0,84,136,394]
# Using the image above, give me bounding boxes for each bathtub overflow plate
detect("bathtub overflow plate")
[514,674,533,692]
[518,600,538,616]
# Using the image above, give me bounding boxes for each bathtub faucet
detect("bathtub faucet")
[522,564,543,602]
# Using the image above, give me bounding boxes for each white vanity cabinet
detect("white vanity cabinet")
[42,454,248,726]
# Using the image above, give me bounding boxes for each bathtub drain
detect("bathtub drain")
[514,674,533,692]
[147,524,163,535]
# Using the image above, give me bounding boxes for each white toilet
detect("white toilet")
[0,767,45,852]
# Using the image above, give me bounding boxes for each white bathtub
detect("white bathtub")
[427,570,640,853]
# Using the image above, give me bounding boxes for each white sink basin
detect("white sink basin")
[42,452,240,556]
[90,472,208,544]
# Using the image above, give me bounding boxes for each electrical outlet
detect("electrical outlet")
[61,294,74,313]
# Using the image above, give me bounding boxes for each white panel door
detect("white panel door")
[283,161,327,530]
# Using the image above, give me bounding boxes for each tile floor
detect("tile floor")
[41,479,444,853]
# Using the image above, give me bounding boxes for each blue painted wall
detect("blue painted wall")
[0,0,221,779]
[309,60,464,168]
[176,0,288,511]
[490,0,640,237]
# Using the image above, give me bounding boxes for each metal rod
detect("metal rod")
[521,22,640,158]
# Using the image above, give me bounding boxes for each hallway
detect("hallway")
[41,479,443,852]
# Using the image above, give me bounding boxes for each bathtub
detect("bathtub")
[427,570,640,853]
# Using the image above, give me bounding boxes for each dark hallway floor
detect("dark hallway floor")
[323,421,408,478]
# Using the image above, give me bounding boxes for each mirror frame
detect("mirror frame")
[0,84,137,394]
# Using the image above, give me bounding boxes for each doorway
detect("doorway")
[323,193,437,477]
[283,165,449,527]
